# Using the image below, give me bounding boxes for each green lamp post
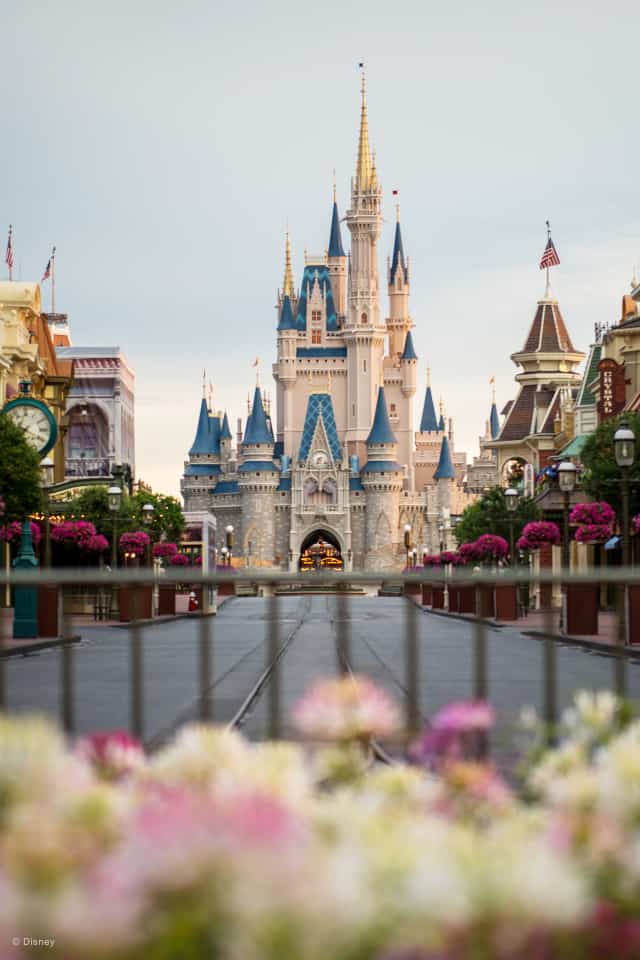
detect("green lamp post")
[12,520,39,639]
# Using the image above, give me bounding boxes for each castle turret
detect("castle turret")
[419,372,439,433]
[327,187,347,318]
[387,205,411,358]
[275,230,297,450]
[433,433,456,521]
[361,387,403,569]
[181,391,223,510]
[238,385,279,567]
[220,411,232,462]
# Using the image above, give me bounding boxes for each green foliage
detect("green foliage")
[454,486,540,546]
[65,486,184,542]
[580,413,640,517]
[0,414,43,522]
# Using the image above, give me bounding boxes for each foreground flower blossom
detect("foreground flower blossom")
[76,730,145,781]
[409,700,495,767]
[293,675,401,742]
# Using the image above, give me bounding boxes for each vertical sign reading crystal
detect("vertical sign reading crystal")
[597,358,626,422]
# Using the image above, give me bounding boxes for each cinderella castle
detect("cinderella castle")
[181,76,498,570]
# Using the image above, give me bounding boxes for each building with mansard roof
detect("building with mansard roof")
[180,76,475,570]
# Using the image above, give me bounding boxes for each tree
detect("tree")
[580,412,640,518]
[0,414,43,522]
[454,486,540,547]
[129,491,185,543]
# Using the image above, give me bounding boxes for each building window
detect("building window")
[311,310,322,324]
[361,312,367,325]
[390,403,396,414]
[312,330,321,344]
[363,359,367,373]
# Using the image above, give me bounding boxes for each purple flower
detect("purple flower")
[0,520,42,545]
[152,542,178,559]
[517,521,561,551]
[569,501,615,527]
[83,534,109,553]
[409,700,495,767]
[169,552,190,566]
[119,531,151,557]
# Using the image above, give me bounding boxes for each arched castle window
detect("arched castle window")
[361,312,367,325]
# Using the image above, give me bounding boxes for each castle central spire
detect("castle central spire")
[355,71,372,192]
[282,230,295,299]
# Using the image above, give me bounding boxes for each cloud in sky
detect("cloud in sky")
[2,0,638,497]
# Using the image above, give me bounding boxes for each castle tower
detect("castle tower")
[327,186,347,318]
[433,433,456,540]
[398,329,417,485]
[276,294,298,455]
[220,411,233,463]
[344,72,385,458]
[181,389,223,510]
[387,205,411,358]
[238,385,279,566]
[361,387,403,569]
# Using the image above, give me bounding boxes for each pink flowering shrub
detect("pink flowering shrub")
[575,523,613,544]
[0,520,42,545]
[152,542,178,559]
[457,542,477,565]
[569,501,616,527]
[422,554,442,567]
[84,534,109,553]
[119,531,151,557]
[169,552,190,566]
[471,533,509,563]
[516,520,561,551]
[51,519,97,547]
[439,550,460,566]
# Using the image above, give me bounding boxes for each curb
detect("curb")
[522,629,640,661]
[1,635,82,659]
[95,594,235,631]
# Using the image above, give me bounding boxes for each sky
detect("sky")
[2,0,639,497]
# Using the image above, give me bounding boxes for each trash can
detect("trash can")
[494,583,518,621]
[565,583,598,636]
[119,586,153,622]
[421,583,432,606]
[432,585,445,609]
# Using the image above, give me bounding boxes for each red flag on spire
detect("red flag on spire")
[5,225,14,274]
[539,239,560,270]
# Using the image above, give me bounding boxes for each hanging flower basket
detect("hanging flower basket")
[469,534,509,564]
[569,501,616,528]
[84,534,109,554]
[516,521,561,552]
[152,542,179,560]
[0,521,42,545]
[119,531,151,558]
[574,523,613,544]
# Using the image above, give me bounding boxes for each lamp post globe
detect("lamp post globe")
[142,503,154,525]
[107,486,122,513]
[557,461,577,494]
[505,487,518,512]
[614,420,635,468]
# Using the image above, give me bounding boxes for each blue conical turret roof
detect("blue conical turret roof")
[401,330,417,360]
[419,385,438,433]
[438,413,445,432]
[244,386,272,445]
[189,398,215,455]
[490,402,500,440]
[278,294,296,330]
[328,201,345,257]
[390,220,406,284]
[221,411,232,440]
[367,387,397,445]
[434,434,456,480]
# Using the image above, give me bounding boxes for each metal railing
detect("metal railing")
[1,567,639,752]
[65,457,112,478]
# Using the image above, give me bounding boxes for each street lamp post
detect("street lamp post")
[225,525,234,566]
[40,456,54,569]
[403,524,412,568]
[108,486,122,617]
[558,461,577,633]
[220,546,229,567]
[614,419,635,569]
[142,503,154,567]
[505,487,518,566]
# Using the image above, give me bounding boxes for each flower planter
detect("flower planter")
[37,585,60,638]
[431,585,445,610]
[448,585,460,613]
[158,585,175,616]
[458,584,475,614]
[494,583,518,621]
[627,585,640,644]
[118,585,153,622]
[421,583,432,606]
[476,584,494,619]
[403,583,421,600]
[217,582,235,598]
[565,584,598,636]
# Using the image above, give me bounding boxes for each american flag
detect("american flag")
[5,225,14,271]
[539,238,560,270]
[41,246,55,282]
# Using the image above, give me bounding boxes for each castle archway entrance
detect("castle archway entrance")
[299,529,343,572]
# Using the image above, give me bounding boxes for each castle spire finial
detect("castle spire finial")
[202,368,206,399]
[332,169,337,204]
[283,227,295,299]
[427,367,431,387]
[355,64,372,192]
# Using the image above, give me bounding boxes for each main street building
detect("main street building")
[181,78,479,570]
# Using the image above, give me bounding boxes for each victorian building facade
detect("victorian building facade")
[181,79,475,570]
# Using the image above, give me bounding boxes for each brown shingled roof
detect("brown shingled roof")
[498,384,536,441]
[521,302,576,354]
[540,390,561,434]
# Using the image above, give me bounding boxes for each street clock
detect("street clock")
[2,396,58,457]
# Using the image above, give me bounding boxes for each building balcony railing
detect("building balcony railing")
[65,457,112,479]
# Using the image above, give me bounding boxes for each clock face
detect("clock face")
[312,450,329,467]
[3,398,57,456]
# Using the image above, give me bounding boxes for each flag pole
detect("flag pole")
[545,220,551,298]
[51,247,56,313]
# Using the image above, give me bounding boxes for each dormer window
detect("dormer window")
[311,310,322,325]
[312,330,321,344]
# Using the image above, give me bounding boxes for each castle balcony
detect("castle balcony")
[65,456,112,479]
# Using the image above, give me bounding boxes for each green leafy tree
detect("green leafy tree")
[0,414,43,522]
[129,491,185,543]
[580,412,640,518]
[454,486,540,546]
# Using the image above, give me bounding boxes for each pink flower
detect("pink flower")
[152,542,178,559]
[575,523,612,544]
[83,534,109,553]
[570,501,615,527]
[409,701,495,767]
[76,730,145,780]
[119,531,151,557]
[0,520,42,544]
[517,521,561,551]
[293,676,400,741]
[51,520,97,546]
[169,552,190,566]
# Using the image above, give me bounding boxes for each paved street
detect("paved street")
[5,596,640,747]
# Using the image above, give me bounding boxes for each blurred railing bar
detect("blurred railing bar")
[130,588,144,741]
[615,586,627,698]
[543,606,557,739]
[0,635,5,711]
[267,587,280,739]
[60,608,74,735]
[473,586,488,701]
[336,591,350,675]
[405,597,419,733]
[199,588,213,722]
